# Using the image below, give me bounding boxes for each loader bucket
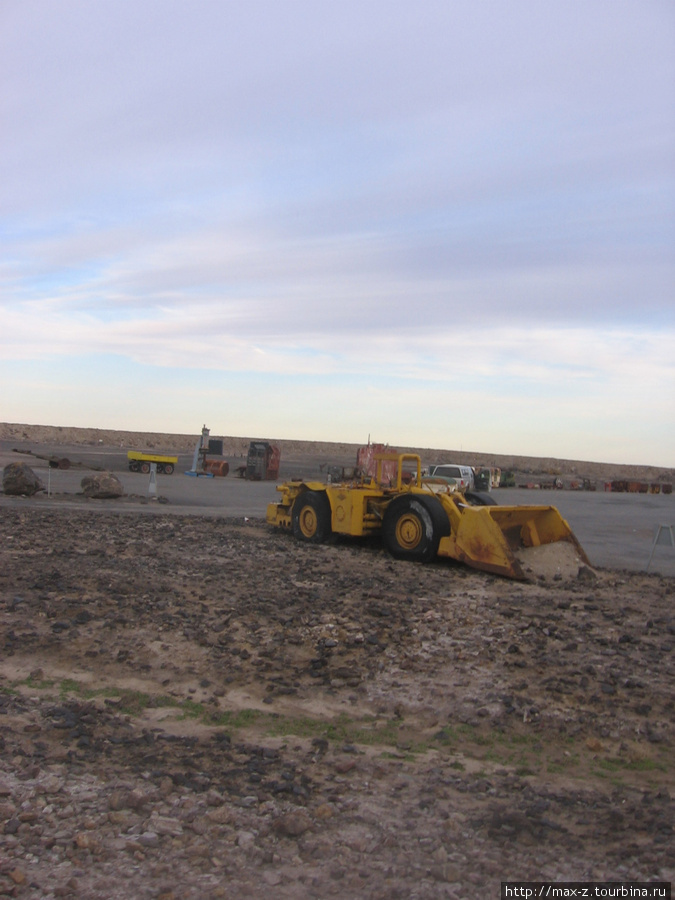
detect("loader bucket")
[444,504,591,580]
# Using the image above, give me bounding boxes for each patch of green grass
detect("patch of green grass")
[22,675,56,690]
[590,751,669,787]
[430,723,545,770]
[432,724,477,747]
[626,758,665,772]
[208,708,264,729]
[545,752,581,775]
[52,679,188,716]
[152,694,182,709]
[266,712,404,749]
[590,767,624,786]
[59,678,86,698]
[179,699,206,720]
[116,691,155,715]
[596,756,666,774]
[17,674,670,777]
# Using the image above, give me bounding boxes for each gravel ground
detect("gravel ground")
[0,506,673,899]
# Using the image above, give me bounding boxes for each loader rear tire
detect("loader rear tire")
[292,491,332,544]
[464,491,497,506]
[382,496,441,563]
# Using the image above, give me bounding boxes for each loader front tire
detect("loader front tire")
[292,491,332,544]
[382,496,441,563]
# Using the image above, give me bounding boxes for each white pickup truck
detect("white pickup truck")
[427,464,475,491]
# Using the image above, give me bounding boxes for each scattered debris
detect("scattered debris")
[12,447,104,471]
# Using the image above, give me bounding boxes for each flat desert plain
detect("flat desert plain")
[0,424,673,899]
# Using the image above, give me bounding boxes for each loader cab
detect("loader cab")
[370,452,422,489]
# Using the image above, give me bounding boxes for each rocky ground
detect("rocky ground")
[0,506,673,899]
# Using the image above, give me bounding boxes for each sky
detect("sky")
[1,1,673,466]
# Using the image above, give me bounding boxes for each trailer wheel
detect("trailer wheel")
[140,462,151,474]
[163,463,174,475]
[292,491,332,543]
[464,491,498,506]
[382,496,441,562]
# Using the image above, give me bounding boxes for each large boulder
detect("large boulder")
[81,472,124,499]
[2,463,45,496]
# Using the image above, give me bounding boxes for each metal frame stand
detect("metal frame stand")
[646,524,675,571]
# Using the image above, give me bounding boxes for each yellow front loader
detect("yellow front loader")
[266,452,590,580]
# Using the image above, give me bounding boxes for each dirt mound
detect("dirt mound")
[515,540,592,581]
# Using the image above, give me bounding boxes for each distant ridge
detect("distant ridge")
[2,422,672,483]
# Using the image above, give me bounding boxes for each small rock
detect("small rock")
[41,775,63,794]
[138,831,160,848]
[237,830,256,849]
[430,863,460,882]
[150,816,183,837]
[273,810,312,837]
[206,805,231,824]
[158,777,174,798]
[108,790,129,811]
[313,803,335,820]
[74,831,99,850]
[8,868,26,885]
[577,566,598,583]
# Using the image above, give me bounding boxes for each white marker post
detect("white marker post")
[148,462,158,499]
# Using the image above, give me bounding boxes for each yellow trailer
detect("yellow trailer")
[127,451,178,475]
[267,452,590,580]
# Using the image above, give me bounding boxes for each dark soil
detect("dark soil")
[0,508,673,898]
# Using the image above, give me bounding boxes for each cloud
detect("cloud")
[0,1,673,464]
